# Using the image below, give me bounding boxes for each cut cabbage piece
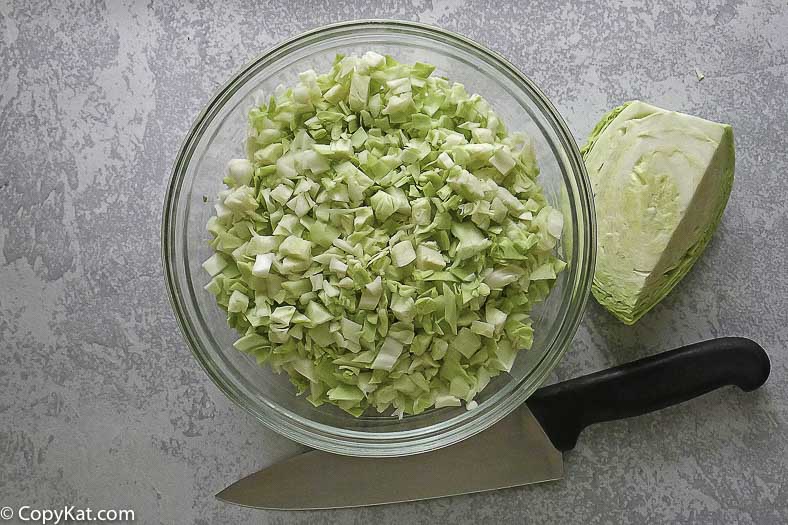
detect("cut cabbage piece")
[252,253,275,277]
[582,100,735,324]
[391,240,416,267]
[227,158,254,186]
[227,290,249,313]
[371,336,404,370]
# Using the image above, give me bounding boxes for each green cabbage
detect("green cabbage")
[203,53,565,417]
[582,101,735,324]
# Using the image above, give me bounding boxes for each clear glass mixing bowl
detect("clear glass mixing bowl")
[162,20,595,457]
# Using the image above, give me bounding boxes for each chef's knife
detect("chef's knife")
[217,337,769,510]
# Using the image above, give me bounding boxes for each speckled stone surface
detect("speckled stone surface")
[1,1,786,523]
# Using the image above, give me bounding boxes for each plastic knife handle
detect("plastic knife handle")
[526,337,770,452]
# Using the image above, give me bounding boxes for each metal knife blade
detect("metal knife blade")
[216,406,563,510]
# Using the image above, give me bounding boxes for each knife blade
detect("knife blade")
[217,337,770,510]
[216,406,563,510]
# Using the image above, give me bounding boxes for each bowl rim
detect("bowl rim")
[162,18,596,457]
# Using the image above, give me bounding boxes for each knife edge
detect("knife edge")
[217,407,563,510]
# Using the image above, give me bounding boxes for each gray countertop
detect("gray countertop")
[1,1,786,523]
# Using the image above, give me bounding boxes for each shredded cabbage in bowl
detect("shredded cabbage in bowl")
[202,52,565,417]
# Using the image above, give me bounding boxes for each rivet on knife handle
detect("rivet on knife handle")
[525,337,771,452]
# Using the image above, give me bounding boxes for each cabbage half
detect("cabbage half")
[582,100,735,324]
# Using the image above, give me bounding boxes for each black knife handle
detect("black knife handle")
[526,337,770,452]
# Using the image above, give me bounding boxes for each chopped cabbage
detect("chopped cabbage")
[203,54,565,417]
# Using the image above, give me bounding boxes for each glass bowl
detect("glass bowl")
[162,20,595,457]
